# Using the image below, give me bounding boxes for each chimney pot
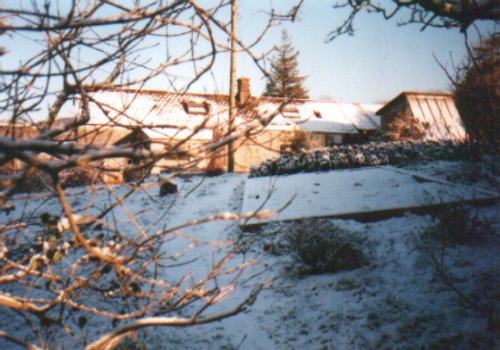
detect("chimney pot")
[237,77,251,105]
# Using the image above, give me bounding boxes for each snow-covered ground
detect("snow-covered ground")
[1,160,499,349]
[242,166,498,225]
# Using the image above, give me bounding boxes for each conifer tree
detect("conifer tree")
[264,29,309,99]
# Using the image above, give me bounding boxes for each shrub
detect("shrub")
[1,166,103,192]
[206,167,225,177]
[14,168,53,193]
[422,204,492,246]
[60,167,103,188]
[0,166,14,189]
[386,113,430,141]
[284,218,370,274]
[413,203,499,341]
[287,129,310,153]
[249,140,497,178]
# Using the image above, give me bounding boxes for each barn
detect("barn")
[376,91,467,141]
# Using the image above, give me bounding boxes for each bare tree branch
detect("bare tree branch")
[0,2,309,347]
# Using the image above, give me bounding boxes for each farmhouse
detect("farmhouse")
[1,85,468,184]
[57,124,154,183]
[80,78,382,177]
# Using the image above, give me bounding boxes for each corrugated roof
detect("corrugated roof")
[377,92,467,141]
[407,94,466,141]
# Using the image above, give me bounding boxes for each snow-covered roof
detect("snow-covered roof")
[300,101,382,133]
[142,128,213,141]
[86,89,228,129]
[142,127,213,141]
[351,103,382,129]
[245,100,300,131]
[248,100,381,134]
[83,89,382,138]
[377,92,467,141]
[292,101,358,134]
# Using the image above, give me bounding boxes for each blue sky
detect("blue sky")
[1,1,497,111]
[187,1,497,104]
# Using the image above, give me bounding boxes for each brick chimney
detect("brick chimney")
[236,77,251,105]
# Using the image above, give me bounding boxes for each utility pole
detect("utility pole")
[227,0,237,173]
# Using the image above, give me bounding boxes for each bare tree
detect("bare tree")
[0,1,301,348]
[320,0,500,41]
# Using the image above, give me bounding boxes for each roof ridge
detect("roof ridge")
[91,86,230,100]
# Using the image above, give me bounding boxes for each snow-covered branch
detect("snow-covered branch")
[0,1,305,348]
[86,282,264,350]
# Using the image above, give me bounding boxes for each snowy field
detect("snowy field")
[1,160,499,349]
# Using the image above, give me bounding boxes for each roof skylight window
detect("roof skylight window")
[183,100,210,115]
[282,106,300,118]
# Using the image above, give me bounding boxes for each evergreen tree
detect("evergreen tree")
[264,29,309,99]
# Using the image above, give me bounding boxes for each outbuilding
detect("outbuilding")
[376,92,467,141]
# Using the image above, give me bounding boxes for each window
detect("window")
[183,100,209,115]
[326,134,343,145]
[282,106,300,119]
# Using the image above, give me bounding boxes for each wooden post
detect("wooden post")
[227,0,237,173]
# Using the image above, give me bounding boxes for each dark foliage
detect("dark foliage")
[287,129,311,153]
[1,167,103,192]
[60,167,103,189]
[284,219,370,275]
[413,202,499,335]
[0,167,52,193]
[421,203,493,246]
[159,181,178,196]
[249,140,495,178]
[385,113,430,141]
[454,33,499,146]
[206,167,225,177]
